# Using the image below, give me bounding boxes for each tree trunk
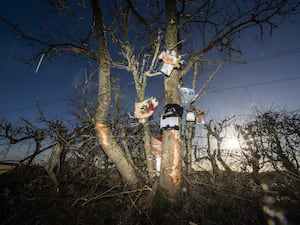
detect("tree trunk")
[45,143,62,188]
[216,142,231,172]
[143,120,155,179]
[135,83,155,180]
[158,0,181,200]
[91,0,137,185]
[206,131,220,177]
[185,121,194,174]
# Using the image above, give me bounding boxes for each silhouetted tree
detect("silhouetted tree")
[1,0,299,202]
[236,108,299,179]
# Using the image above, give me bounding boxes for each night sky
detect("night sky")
[1,0,300,125]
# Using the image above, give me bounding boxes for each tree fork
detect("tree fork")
[92,0,137,185]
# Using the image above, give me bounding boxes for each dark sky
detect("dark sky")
[201,26,300,121]
[1,0,300,125]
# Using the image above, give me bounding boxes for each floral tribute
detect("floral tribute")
[195,109,206,124]
[158,50,184,76]
[179,86,196,107]
[134,97,159,123]
[140,97,159,112]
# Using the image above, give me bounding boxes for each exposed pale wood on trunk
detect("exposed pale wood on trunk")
[91,0,137,185]
[158,0,182,199]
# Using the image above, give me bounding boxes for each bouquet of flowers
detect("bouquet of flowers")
[134,97,159,123]
[140,96,159,112]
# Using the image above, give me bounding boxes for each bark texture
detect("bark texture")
[158,0,182,199]
[91,0,137,185]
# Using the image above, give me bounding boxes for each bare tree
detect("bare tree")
[91,0,138,185]
[236,122,265,176]
[1,0,299,201]
[235,107,299,183]
[251,109,299,174]
[205,117,233,176]
[0,118,52,166]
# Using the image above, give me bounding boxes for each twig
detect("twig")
[2,208,26,225]
[81,185,152,206]
[145,71,163,77]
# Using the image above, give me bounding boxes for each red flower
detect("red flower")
[148,103,155,111]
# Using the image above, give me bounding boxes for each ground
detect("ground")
[0,165,299,225]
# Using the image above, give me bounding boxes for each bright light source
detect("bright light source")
[224,137,240,149]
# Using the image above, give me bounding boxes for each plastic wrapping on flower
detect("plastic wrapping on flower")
[179,87,196,107]
[151,136,162,176]
[151,136,162,157]
[134,102,154,119]
[158,50,183,76]
[133,97,159,123]
[186,111,196,121]
[195,109,206,124]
